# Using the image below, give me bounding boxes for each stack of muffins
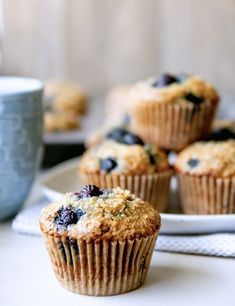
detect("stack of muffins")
[40,72,235,296]
[79,127,173,212]
[127,73,219,151]
[126,72,234,215]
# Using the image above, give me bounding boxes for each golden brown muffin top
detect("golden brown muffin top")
[127,74,219,106]
[175,140,235,177]
[79,129,170,175]
[40,186,161,241]
[44,80,87,113]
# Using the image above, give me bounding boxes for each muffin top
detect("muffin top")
[175,140,235,177]
[79,128,170,175]
[44,80,87,113]
[210,119,235,141]
[40,185,161,241]
[127,73,219,107]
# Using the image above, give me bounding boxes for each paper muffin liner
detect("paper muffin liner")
[42,232,158,296]
[129,101,218,151]
[79,170,173,212]
[177,173,235,214]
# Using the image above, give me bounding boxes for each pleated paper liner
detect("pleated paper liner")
[129,101,218,151]
[177,173,235,214]
[79,170,173,212]
[42,232,158,296]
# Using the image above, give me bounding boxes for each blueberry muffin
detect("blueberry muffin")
[45,80,87,115]
[127,73,219,151]
[44,111,79,132]
[79,128,173,212]
[209,119,235,141]
[175,140,235,214]
[40,185,160,296]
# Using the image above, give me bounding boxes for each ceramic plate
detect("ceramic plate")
[40,158,235,234]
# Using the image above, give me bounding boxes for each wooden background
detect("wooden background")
[1,0,235,97]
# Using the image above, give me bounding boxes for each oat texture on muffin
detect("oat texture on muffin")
[45,80,87,114]
[40,185,160,241]
[79,128,170,175]
[128,73,218,106]
[40,185,160,295]
[126,73,219,151]
[175,140,235,178]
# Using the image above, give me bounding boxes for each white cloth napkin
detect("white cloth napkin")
[12,198,235,258]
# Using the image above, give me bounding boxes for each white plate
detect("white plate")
[40,158,235,234]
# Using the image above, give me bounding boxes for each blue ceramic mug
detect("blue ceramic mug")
[0,77,43,220]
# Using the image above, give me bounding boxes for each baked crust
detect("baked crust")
[175,140,235,177]
[39,187,161,241]
[45,80,87,114]
[127,75,219,106]
[79,140,170,175]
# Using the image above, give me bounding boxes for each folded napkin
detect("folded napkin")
[12,198,235,258]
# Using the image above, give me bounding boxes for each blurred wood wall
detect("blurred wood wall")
[1,0,235,96]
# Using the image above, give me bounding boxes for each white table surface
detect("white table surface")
[1,184,235,306]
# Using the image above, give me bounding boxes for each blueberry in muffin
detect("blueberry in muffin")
[209,119,235,141]
[151,73,180,88]
[78,128,173,211]
[40,185,161,295]
[175,140,235,214]
[127,73,219,151]
[106,128,144,145]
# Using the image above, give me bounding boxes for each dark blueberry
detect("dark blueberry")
[187,159,199,168]
[106,128,128,143]
[79,185,103,198]
[184,93,204,122]
[148,153,156,165]
[184,93,204,105]
[144,145,156,165]
[76,208,85,220]
[151,73,179,88]
[123,133,144,145]
[210,128,235,141]
[100,188,112,195]
[55,207,78,231]
[106,127,144,146]
[100,157,117,173]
